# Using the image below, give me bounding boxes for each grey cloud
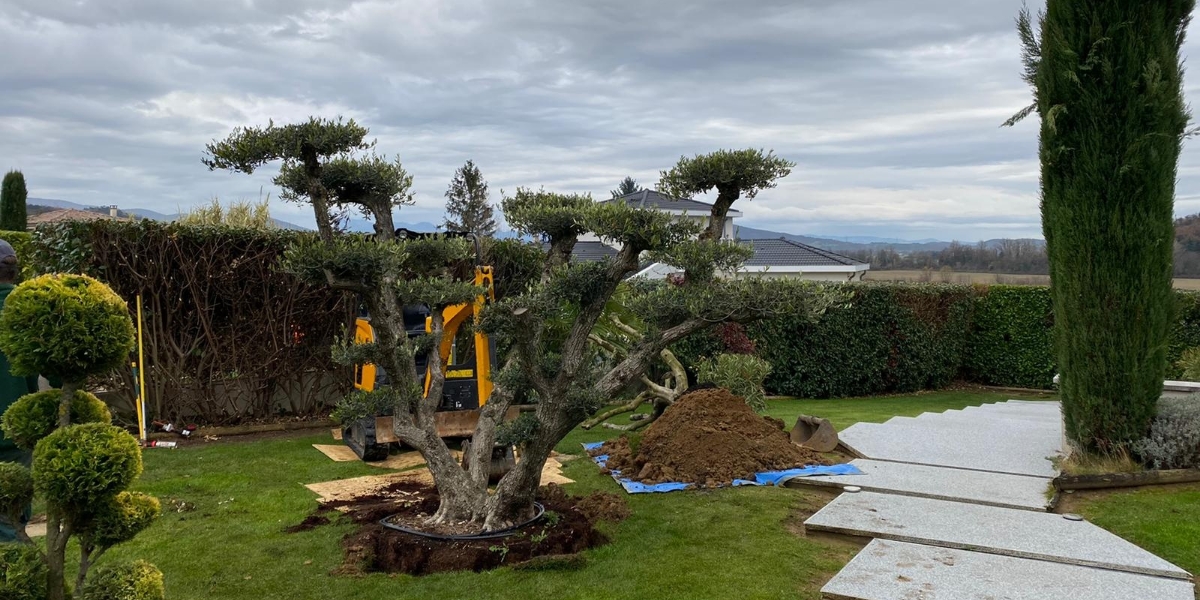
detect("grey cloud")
[2,0,1199,240]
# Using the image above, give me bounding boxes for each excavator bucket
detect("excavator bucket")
[460,440,517,484]
[790,415,839,453]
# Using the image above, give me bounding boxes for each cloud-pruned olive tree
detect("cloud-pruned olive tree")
[205,120,839,531]
[658,149,794,241]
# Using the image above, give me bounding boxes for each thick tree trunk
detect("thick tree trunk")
[700,187,739,241]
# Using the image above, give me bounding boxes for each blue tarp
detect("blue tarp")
[582,441,863,494]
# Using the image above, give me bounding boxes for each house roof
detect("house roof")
[26,208,129,228]
[601,189,743,217]
[744,238,867,268]
[541,241,620,263]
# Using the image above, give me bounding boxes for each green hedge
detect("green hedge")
[673,283,1200,398]
[675,283,975,398]
[963,286,1056,389]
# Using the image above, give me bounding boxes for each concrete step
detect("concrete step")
[887,413,1061,432]
[822,539,1195,600]
[838,423,1061,477]
[785,459,1053,511]
[804,491,1190,580]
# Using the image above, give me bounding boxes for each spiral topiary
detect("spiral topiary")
[2,390,112,450]
[0,274,135,382]
[0,464,32,526]
[33,423,141,512]
[80,560,164,600]
[0,543,47,600]
[83,492,160,549]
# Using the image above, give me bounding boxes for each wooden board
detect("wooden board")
[305,470,434,504]
[1054,468,1200,491]
[312,444,360,462]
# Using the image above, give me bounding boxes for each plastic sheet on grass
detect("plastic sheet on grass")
[582,442,863,494]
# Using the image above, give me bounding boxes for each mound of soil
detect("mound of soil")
[305,481,609,576]
[595,387,830,487]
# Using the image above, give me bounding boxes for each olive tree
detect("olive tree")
[658,149,794,241]
[205,120,838,531]
[0,274,160,600]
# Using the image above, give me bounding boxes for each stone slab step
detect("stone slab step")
[822,539,1196,600]
[838,423,1061,477]
[887,414,1061,432]
[804,491,1190,580]
[928,405,1058,417]
[786,459,1053,511]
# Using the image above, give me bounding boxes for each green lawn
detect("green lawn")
[1072,483,1200,577]
[88,388,1167,600]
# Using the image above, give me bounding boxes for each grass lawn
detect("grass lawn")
[83,388,1140,600]
[1070,483,1200,577]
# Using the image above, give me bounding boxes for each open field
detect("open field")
[864,270,1200,290]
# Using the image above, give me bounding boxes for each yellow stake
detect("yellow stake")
[136,294,148,441]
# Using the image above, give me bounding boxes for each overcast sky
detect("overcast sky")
[4,0,1200,241]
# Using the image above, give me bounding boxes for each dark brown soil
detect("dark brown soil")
[284,512,331,533]
[541,483,630,524]
[596,387,830,487]
[325,481,608,576]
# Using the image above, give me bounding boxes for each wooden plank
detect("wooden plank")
[1054,468,1200,491]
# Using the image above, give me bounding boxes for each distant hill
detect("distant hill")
[735,225,1045,255]
[28,198,308,231]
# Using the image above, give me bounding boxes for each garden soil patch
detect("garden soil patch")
[595,387,831,487]
[312,481,609,576]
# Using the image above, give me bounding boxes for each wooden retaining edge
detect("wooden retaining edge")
[1053,468,1200,491]
[147,418,336,441]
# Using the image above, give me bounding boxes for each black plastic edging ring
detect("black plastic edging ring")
[379,502,546,541]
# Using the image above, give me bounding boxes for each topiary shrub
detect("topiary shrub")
[2,390,112,450]
[33,423,141,513]
[0,543,47,600]
[0,464,32,537]
[0,273,135,383]
[1133,396,1200,470]
[83,492,160,550]
[695,353,772,413]
[80,560,164,600]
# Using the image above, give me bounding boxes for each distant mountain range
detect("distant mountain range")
[734,225,1045,255]
[28,198,309,231]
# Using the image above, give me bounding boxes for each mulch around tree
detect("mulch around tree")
[288,481,625,576]
[594,387,831,488]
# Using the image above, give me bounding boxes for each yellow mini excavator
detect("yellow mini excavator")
[345,230,520,467]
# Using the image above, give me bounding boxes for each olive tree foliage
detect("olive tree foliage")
[1005,3,1193,452]
[201,118,376,242]
[206,120,835,532]
[658,149,794,240]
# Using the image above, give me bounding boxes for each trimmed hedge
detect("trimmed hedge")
[674,283,1200,398]
[964,286,1055,389]
[675,283,975,398]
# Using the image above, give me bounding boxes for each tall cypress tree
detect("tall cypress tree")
[443,160,496,237]
[1008,2,1194,452]
[0,170,28,231]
